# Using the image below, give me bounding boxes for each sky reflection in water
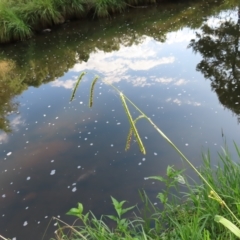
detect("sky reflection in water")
[0,7,240,240]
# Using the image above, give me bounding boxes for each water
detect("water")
[0,1,239,239]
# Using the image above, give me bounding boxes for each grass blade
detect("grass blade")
[214,215,240,238]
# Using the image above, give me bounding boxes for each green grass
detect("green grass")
[0,0,159,43]
[50,145,240,239]
[0,2,33,43]
[46,75,240,240]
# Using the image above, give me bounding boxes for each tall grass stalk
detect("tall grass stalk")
[109,82,240,227]
[67,73,240,238]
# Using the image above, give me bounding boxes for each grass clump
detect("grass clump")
[50,75,240,239]
[0,0,159,43]
[52,147,240,239]
[0,2,33,43]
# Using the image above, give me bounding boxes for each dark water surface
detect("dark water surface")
[0,1,240,239]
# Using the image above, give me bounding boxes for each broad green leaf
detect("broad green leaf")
[121,205,135,215]
[111,196,119,208]
[111,196,122,218]
[66,208,81,218]
[214,215,240,238]
[77,202,84,214]
[119,200,127,208]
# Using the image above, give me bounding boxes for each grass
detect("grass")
[46,75,240,239]
[0,0,227,43]
[0,0,158,43]
[51,145,240,239]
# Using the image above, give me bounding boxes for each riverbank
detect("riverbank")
[0,0,237,44]
[0,0,157,43]
[53,144,240,240]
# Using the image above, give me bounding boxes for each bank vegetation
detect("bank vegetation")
[0,0,237,43]
[0,0,158,43]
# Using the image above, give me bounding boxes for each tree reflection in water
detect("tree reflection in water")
[189,7,240,122]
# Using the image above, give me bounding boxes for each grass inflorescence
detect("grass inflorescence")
[0,0,158,43]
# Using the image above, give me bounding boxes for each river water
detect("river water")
[0,1,239,239]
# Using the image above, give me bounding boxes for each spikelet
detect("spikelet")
[120,92,146,155]
[125,115,145,151]
[125,127,133,151]
[70,72,86,102]
[89,76,99,107]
